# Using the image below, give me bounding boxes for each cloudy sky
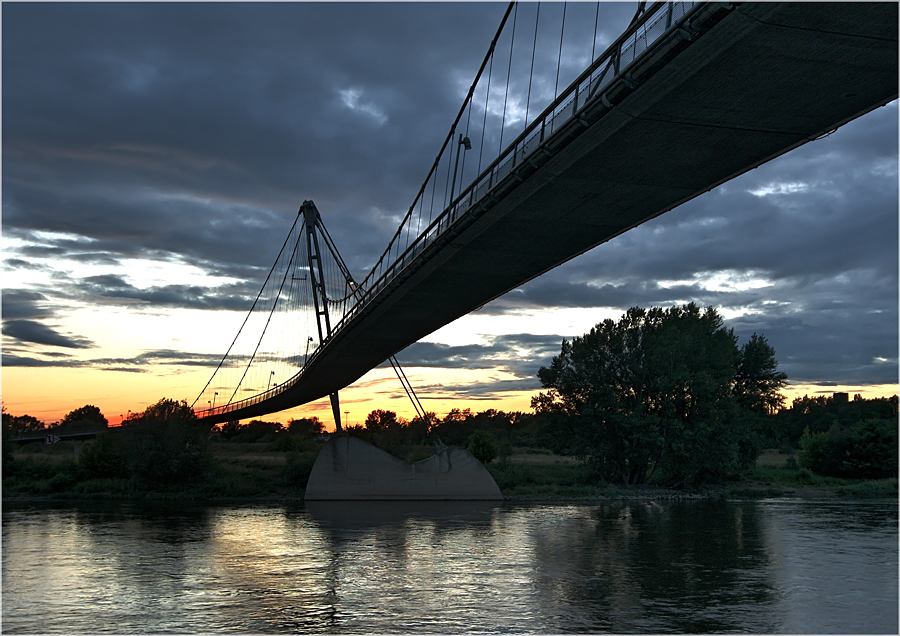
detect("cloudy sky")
[3,2,897,428]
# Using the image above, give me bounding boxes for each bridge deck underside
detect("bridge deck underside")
[208,2,897,424]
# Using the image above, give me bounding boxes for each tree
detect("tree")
[434,408,476,445]
[288,416,324,438]
[734,334,787,415]
[2,407,46,436]
[229,420,282,443]
[533,304,768,487]
[60,404,108,429]
[364,409,403,433]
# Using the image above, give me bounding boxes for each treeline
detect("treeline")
[3,399,330,495]
[774,394,898,479]
[342,407,568,464]
[4,400,209,487]
[218,407,562,465]
[3,304,896,494]
[2,404,109,437]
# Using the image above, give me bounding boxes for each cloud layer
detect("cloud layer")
[3,3,896,404]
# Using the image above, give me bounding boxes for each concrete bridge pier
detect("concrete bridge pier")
[304,434,503,500]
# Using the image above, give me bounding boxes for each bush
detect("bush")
[488,462,531,490]
[799,419,898,479]
[271,432,308,453]
[467,430,499,464]
[231,420,282,444]
[283,451,317,487]
[123,398,212,487]
[47,471,76,492]
[79,433,129,479]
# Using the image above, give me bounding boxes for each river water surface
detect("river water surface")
[2,498,896,633]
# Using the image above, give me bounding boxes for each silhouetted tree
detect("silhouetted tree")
[288,416,325,438]
[734,334,787,415]
[59,404,108,429]
[2,408,45,436]
[231,420,282,443]
[533,304,770,486]
[364,409,403,432]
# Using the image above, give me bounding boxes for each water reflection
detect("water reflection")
[2,499,896,633]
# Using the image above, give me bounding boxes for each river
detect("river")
[2,498,896,633]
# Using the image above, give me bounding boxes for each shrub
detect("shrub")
[271,432,308,453]
[488,462,530,490]
[283,451,317,487]
[799,419,898,479]
[796,467,814,483]
[79,433,129,479]
[231,420,282,444]
[467,430,499,464]
[123,398,212,487]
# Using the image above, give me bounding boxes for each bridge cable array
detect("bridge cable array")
[357,0,648,298]
[193,201,435,431]
[196,1,701,424]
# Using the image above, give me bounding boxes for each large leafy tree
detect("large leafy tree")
[364,409,404,432]
[60,404,108,428]
[288,416,325,438]
[533,304,783,487]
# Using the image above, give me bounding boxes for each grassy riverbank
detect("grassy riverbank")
[3,441,896,502]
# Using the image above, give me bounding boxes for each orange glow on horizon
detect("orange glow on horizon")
[3,363,896,431]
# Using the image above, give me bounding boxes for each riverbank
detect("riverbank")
[3,442,896,503]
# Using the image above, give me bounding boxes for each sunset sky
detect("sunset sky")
[3,2,897,430]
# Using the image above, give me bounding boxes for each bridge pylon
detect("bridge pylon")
[302,199,347,432]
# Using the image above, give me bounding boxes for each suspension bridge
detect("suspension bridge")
[193,1,898,429]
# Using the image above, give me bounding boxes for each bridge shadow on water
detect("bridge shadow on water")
[303,500,500,534]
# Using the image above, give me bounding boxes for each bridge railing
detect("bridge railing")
[199,1,703,421]
[335,1,699,325]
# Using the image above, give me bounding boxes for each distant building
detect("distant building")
[833,392,849,405]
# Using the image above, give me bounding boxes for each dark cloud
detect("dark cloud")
[2,2,896,393]
[2,290,51,320]
[2,348,226,370]
[395,334,562,378]
[73,274,255,311]
[3,319,94,349]
[2,2,636,275]
[1,353,74,368]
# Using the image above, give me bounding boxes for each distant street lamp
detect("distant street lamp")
[304,336,314,366]
[449,133,472,205]
[344,410,349,429]
[268,370,275,391]
[213,392,218,410]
